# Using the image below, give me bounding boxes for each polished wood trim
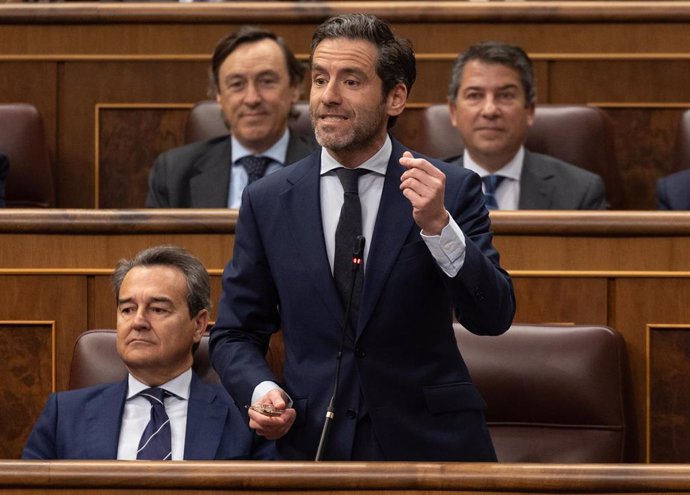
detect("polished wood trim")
[0,268,224,276]
[4,461,690,491]
[490,211,690,235]
[512,271,690,278]
[2,210,690,235]
[6,2,690,23]
[594,102,690,108]
[0,209,238,233]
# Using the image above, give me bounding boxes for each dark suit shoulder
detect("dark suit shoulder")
[155,136,229,166]
[657,168,690,210]
[526,151,603,182]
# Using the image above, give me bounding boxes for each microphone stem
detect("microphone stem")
[315,240,364,461]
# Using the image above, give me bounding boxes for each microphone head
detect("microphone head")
[352,235,366,259]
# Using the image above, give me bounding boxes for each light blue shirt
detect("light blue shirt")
[464,146,524,210]
[228,130,290,208]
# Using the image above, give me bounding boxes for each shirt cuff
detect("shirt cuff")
[251,381,293,408]
[420,213,466,278]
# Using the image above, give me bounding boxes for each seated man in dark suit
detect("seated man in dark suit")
[23,245,274,460]
[0,153,8,207]
[146,27,317,208]
[445,42,607,210]
[657,169,690,210]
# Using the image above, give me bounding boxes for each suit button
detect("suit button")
[346,409,357,419]
[355,347,366,358]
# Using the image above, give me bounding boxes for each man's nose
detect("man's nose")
[481,96,499,117]
[320,80,342,105]
[244,82,261,105]
[132,309,150,330]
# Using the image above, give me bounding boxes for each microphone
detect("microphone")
[315,235,366,461]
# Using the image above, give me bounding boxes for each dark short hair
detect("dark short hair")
[448,41,535,105]
[310,14,416,128]
[210,26,305,94]
[112,245,211,318]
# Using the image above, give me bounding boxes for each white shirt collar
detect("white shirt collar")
[319,135,391,176]
[231,129,290,165]
[126,367,192,401]
[463,146,525,182]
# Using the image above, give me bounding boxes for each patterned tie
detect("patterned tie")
[334,168,368,331]
[137,388,172,460]
[238,155,272,184]
[482,175,506,210]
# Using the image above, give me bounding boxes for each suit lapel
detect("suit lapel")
[183,373,227,460]
[519,151,554,209]
[358,139,415,336]
[85,381,127,459]
[282,154,345,325]
[190,138,232,207]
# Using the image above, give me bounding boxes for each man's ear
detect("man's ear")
[448,99,459,128]
[526,101,536,128]
[192,309,209,342]
[386,83,408,118]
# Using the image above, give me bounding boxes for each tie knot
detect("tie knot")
[481,174,506,194]
[238,155,272,184]
[140,387,167,406]
[335,167,369,195]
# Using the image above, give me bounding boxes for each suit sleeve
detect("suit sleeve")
[581,175,608,210]
[22,394,58,459]
[210,188,282,414]
[657,178,672,210]
[442,167,515,336]
[145,153,171,208]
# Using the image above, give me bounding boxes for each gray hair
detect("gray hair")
[112,245,211,318]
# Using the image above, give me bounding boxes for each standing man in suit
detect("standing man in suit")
[210,14,515,461]
[146,27,317,208]
[657,169,690,209]
[446,41,607,210]
[0,153,8,207]
[23,245,273,460]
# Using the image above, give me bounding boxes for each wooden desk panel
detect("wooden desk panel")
[1,210,690,462]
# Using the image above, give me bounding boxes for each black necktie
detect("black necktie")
[334,168,368,330]
[482,175,506,210]
[137,388,172,460]
[238,155,271,184]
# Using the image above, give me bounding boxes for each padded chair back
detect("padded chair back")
[455,323,628,462]
[183,100,312,144]
[673,109,690,171]
[0,103,55,207]
[420,104,624,208]
[69,329,285,389]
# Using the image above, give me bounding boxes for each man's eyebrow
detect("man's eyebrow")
[117,296,174,306]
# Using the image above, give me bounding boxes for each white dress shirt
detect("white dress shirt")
[117,368,192,461]
[464,146,525,210]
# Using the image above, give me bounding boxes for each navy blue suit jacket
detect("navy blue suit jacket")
[210,138,515,461]
[22,372,274,460]
[657,169,690,210]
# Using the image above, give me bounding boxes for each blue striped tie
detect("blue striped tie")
[482,175,506,210]
[137,388,172,460]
